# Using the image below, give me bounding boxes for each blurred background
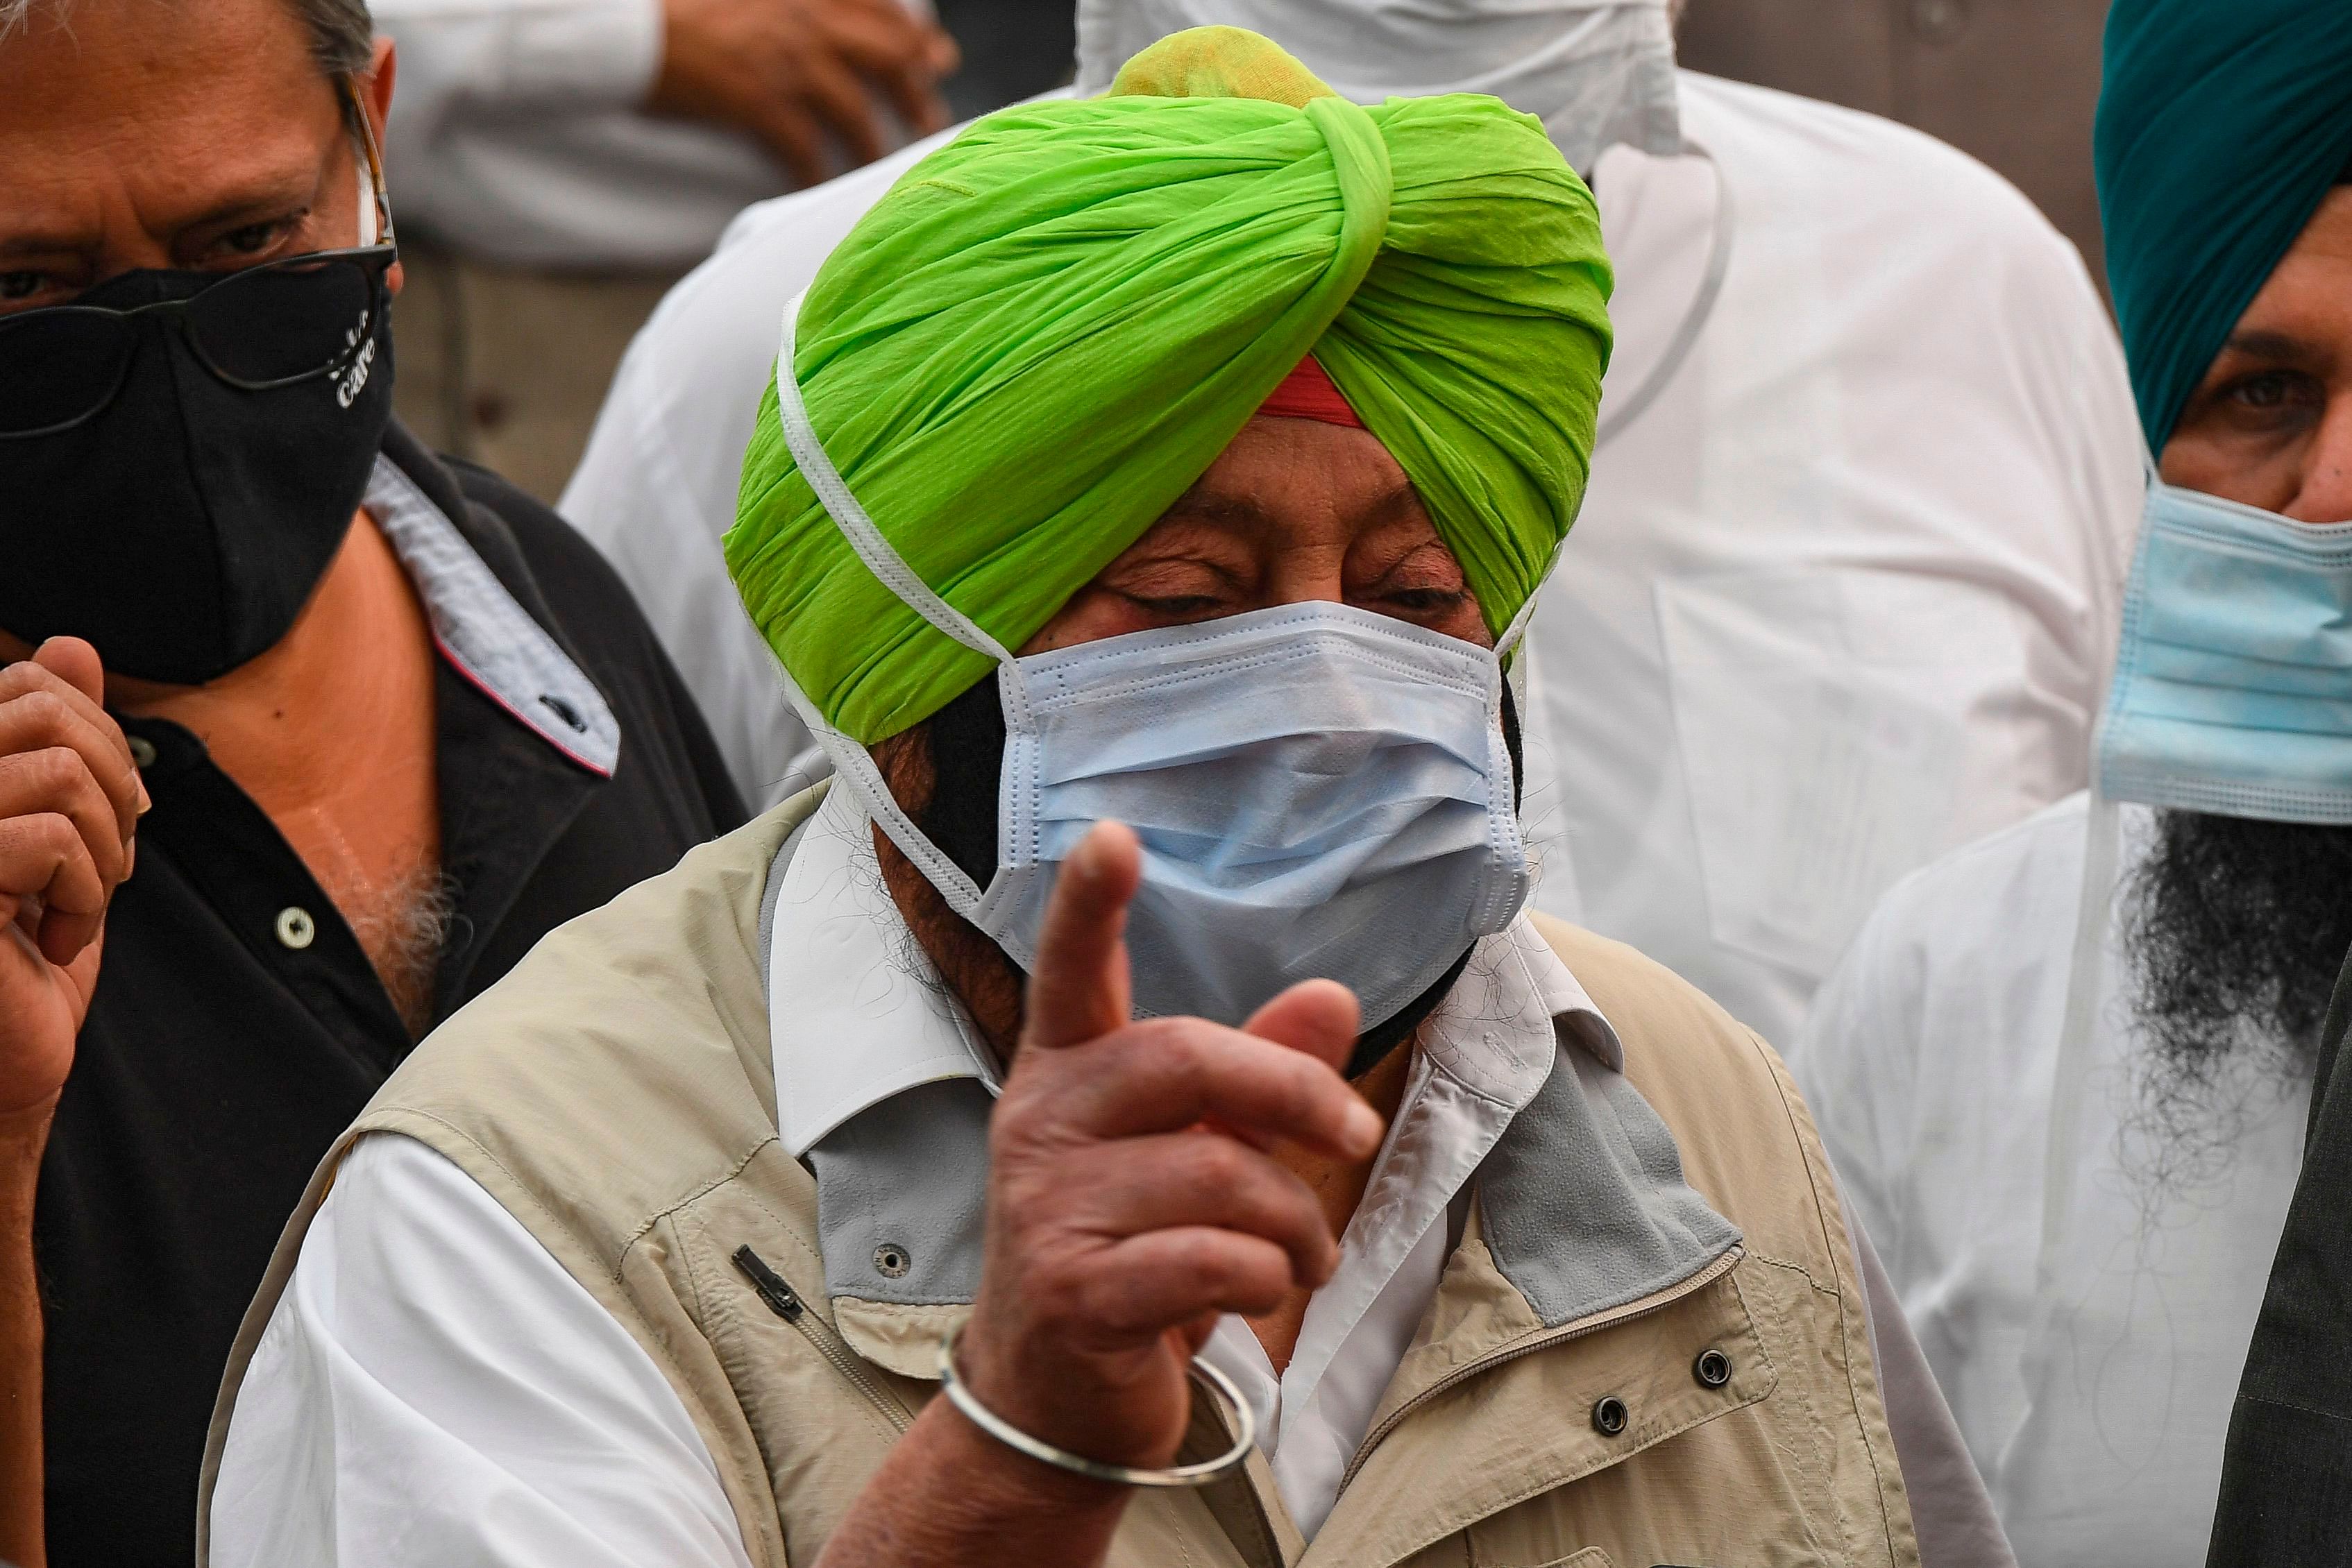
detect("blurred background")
[384,0,2112,505]
[1680,0,2111,281]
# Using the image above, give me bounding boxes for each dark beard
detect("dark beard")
[2118,810,2352,1189]
[909,672,1523,1075]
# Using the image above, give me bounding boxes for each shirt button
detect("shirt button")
[1591,1395,1630,1436]
[127,736,157,770]
[275,906,317,951]
[1694,1348,1733,1388]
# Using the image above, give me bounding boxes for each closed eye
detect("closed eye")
[1120,593,1228,617]
[1380,587,1468,615]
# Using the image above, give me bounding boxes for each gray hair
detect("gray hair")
[2,0,375,78]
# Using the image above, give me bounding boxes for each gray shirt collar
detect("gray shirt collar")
[363,457,620,777]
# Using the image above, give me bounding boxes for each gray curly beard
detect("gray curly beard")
[2117,810,2352,1195]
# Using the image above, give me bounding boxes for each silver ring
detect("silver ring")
[936,1320,1257,1488]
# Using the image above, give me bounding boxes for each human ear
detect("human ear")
[363,37,403,296]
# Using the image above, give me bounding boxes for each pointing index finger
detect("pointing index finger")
[1020,821,1140,1053]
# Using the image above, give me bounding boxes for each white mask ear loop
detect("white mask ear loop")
[772,294,1015,670]
[354,139,378,247]
[768,293,1017,918]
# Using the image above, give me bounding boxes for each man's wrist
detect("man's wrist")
[951,1319,1186,1476]
[929,1387,1138,1513]
[813,1391,1131,1568]
[0,1099,56,1227]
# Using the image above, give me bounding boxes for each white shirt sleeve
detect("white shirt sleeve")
[210,1132,754,1568]
[376,0,664,158]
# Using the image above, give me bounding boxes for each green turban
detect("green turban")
[2097,0,2352,450]
[727,26,1614,746]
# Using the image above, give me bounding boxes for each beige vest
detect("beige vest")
[203,794,1920,1568]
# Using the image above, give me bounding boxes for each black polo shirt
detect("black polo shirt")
[35,423,747,1567]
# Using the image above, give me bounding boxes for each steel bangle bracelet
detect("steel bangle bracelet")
[936,1320,1257,1488]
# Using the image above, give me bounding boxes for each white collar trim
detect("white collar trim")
[770,785,996,1157]
[768,789,1618,1157]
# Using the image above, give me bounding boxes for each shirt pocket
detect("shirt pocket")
[1655,566,2029,978]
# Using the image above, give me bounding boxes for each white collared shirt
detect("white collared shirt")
[765,785,1605,1537]
[1795,793,2310,1562]
[1201,917,1591,1537]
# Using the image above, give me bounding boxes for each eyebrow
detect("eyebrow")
[0,165,325,264]
[0,228,96,262]
[2220,329,2327,368]
[1158,491,1276,530]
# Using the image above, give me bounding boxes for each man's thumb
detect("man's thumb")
[34,636,105,708]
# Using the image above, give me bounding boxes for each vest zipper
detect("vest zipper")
[1337,1244,1745,1491]
[733,1245,915,1434]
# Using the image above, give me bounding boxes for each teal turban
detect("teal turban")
[727,28,1614,746]
[2097,0,2352,450]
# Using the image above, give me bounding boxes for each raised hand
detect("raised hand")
[0,638,142,1126]
[648,0,960,188]
[953,820,1380,1472]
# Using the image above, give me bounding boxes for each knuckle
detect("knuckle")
[1025,1254,1097,1323]
[1276,1060,1328,1125]
[1184,1136,1249,1191]
[1069,1270,1133,1329]
[26,745,82,794]
[0,810,71,860]
[9,688,70,738]
[989,1094,1043,1146]
[1133,1019,1209,1080]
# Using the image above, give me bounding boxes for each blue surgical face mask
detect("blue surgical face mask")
[877,602,1530,1029]
[769,300,1537,1028]
[2096,475,2352,824]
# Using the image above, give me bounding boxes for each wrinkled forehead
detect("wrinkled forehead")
[0,0,341,241]
[0,0,343,176]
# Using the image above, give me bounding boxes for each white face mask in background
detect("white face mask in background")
[1072,0,1681,176]
[770,300,1536,1029]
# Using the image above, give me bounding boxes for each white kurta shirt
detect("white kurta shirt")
[1795,792,2310,1565]
[559,68,2142,1048]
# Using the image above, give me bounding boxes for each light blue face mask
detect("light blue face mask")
[2096,474,2352,823]
[770,323,1534,1030]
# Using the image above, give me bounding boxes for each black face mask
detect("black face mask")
[0,262,395,683]
[913,667,1526,1082]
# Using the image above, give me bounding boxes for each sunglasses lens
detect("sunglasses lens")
[189,256,376,385]
[0,312,135,436]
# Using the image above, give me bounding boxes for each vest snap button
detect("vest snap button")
[127,736,157,770]
[275,906,316,951]
[1695,1348,1732,1388]
[1591,1395,1629,1436]
[872,1243,911,1279]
